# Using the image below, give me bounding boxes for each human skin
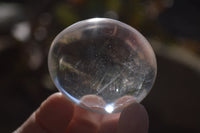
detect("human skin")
[13,92,149,133]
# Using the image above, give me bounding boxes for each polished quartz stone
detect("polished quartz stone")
[48,18,157,113]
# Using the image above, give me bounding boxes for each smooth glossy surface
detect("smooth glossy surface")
[48,18,157,113]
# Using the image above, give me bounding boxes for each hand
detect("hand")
[14,92,148,133]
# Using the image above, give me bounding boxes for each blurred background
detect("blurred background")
[0,0,199,132]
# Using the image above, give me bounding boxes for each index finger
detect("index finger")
[14,92,74,133]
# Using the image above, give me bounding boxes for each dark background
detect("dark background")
[0,0,199,132]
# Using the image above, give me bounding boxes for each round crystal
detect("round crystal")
[48,18,157,113]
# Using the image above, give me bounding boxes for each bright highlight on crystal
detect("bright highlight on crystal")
[48,18,157,113]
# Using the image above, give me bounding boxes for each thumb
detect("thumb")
[117,102,149,133]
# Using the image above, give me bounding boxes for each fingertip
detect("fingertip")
[80,94,106,113]
[35,92,74,133]
[66,105,103,133]
[98,113,120,133]
[66,95,105,133]
[118,102,149,133]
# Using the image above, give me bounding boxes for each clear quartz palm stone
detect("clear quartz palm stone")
[48,18,157,113]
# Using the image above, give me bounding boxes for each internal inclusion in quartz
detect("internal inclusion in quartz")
[48,18,157,113]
